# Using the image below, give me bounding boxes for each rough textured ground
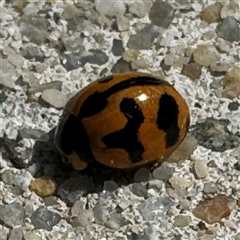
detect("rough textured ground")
[0,0,240,239]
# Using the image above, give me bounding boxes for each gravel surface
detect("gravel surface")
[0,0,240,239]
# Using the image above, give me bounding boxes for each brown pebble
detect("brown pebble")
[193,195,235,224]
[181,63,202,80]
[201,3,222,23]
[29,176,57,198]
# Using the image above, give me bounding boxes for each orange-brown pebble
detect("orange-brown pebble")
[29,176,57,198]
[192,195,235,224]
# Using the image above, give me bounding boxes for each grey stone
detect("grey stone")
[131,183,147,198]
[216,17,240,42]
[20,15,49,45]
[112,39,124,56]
[174,215,191,227]
[149,0,175,28]
[1,170,32,191]
[193,45,220,66]
[127,24,159,50]
[41,89,68,109]
[116,15,130,31]
[152,163,174,181]
[0,59,18,88]
[106,213,127,230]
[0,203,25,227]
[95,0,126,17]
[31,206,61,231]
[103,180,118,192]
[0,92,8,103]
[9,228,23,240]
[20,128,46,139]
[129,1,152,18]
[137,196,173,221]
[28,81,62,93]
[58,176,92,205]
[134,168,151,182]
[112,57,132,73]
[93,204,109,224]
[194,160,208,179]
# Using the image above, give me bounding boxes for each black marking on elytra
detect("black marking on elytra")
[78,76,169,119]
[102,98,145,163]
[55,113,94,164]
[157,93,180,148]
[98,75,114,83]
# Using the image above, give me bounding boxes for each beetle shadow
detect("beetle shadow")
[28,128,146,204]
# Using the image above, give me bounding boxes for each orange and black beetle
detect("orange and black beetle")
[55,72,190,170]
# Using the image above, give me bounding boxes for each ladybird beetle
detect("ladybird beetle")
[55,72,190,170]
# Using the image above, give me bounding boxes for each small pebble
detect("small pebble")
[174,215,191,227]
[181,63,202,80]
[192,195,234,224]
[169,174,193,193]
[134,168,151,182]
[194,160,208,179]
[31,206,61,231]
[193,45,220,66]
[137,196,173,221]
[24,232,41,240]
[220,2,240,20]
[129,1,152,18]
[43,196,59,206]
[1,170,32,191]
[70,209,94,227]
[0,92,8,103]
[103,180,118,192]
[93,204,109,224]
[41,89,68,109]
[127,24,159,50]
[216,16,240,42]
[225,66,240,83]
[235,233,240,240]
[203,183,218,194]
[131,183,148,198]
[228,102,240,111]
[20,128,46,139]
[210,62,231,74]
[0,59,18,89]
[168,135,197,162]
[95,0,125,17]
[111,39,124,56]
[123,49,139,62]
[57,176,92,205]
[112,57,133,73]
[152,163,174,181]
[149,0,175,28]
[28,81,62,94]
[147,179,163,191]
[29,176,57,198]
[71,199,86,217]
[0,203,25,227]
[9,228,23,240]
[105,213,127,230]
[116,15,130,31]
[201,3,222,23]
